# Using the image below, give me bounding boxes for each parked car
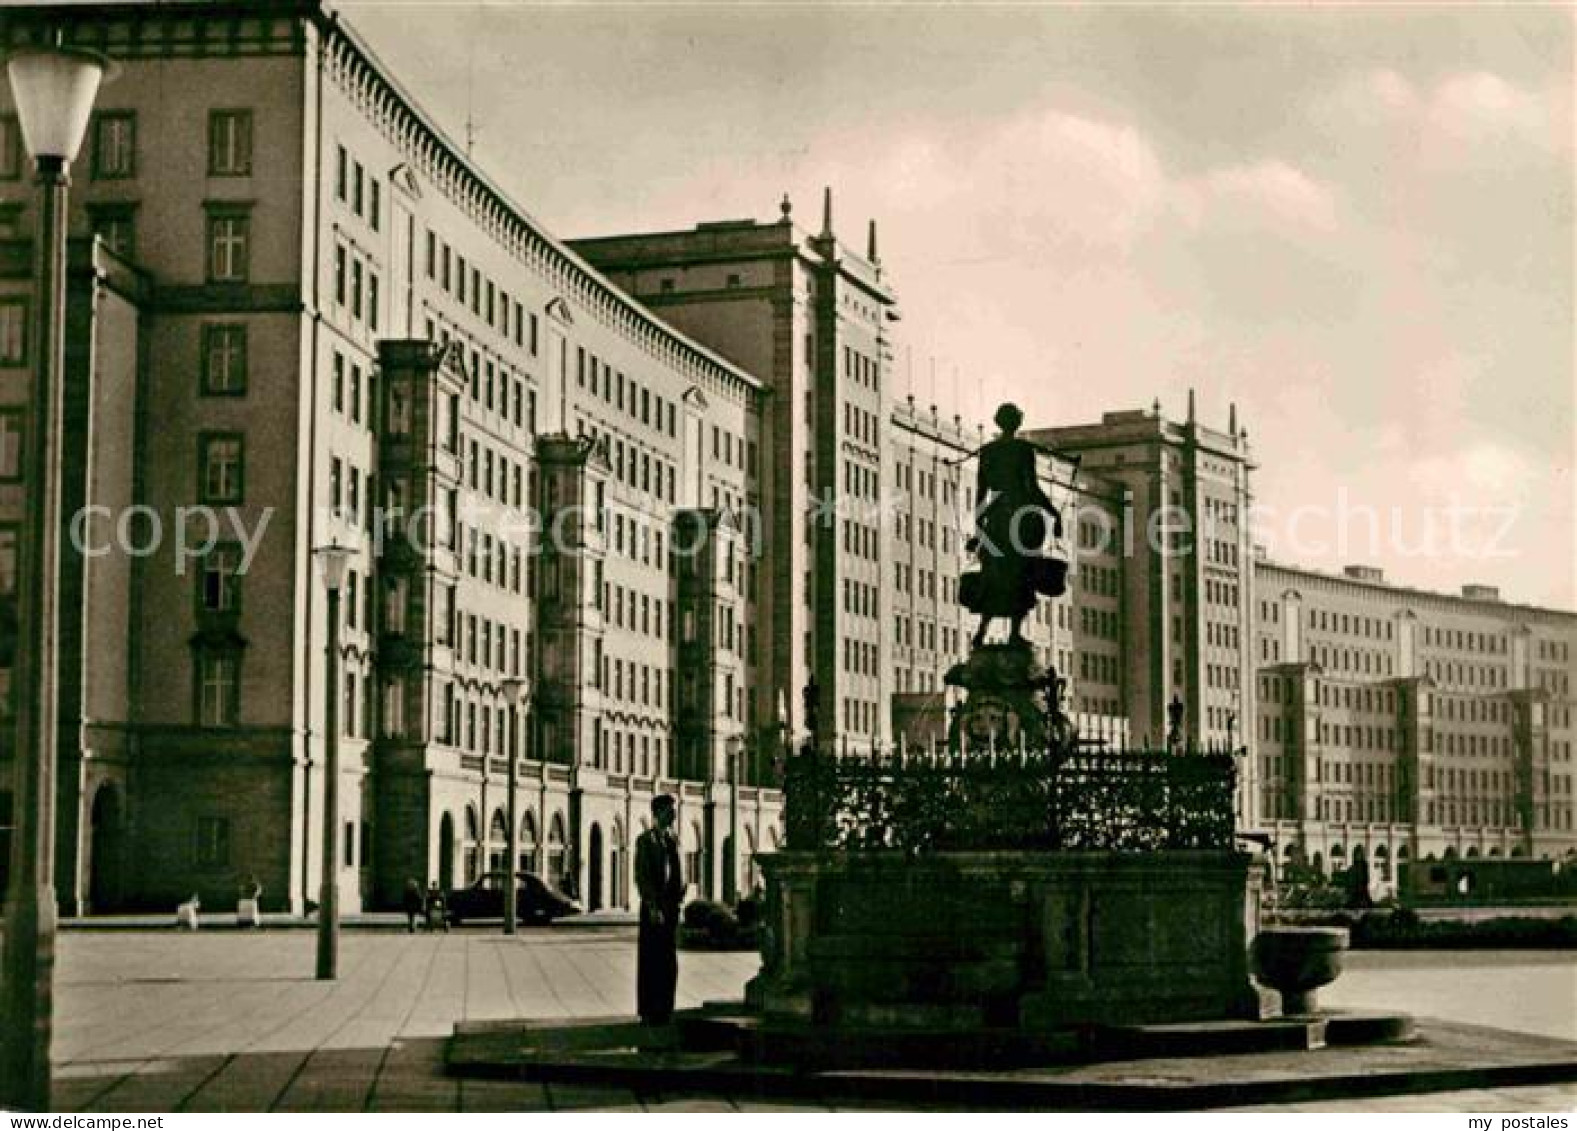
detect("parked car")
[445,871,582,926]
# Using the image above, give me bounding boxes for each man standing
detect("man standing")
[635,794,684,1025]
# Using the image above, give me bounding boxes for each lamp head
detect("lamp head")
[314,541,352,592]
[500,677,530,706]
[5,45,116,164]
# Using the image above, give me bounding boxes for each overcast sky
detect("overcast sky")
[339,1,1573,609]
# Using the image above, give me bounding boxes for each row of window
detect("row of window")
[333,239,382,332]
[841,577,878,620]
[842,345,881,393]
[843,402,880,449]
[842,637,879,678]
[1079,606,1119,641]
[576,348,678,439]
[842,696,881,738]
[892,458,957,505]
[83,108,252,181]
[425,229,534,351]
[333,143,382,232]
[843,455,880,502]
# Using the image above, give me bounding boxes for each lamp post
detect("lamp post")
[499,677,528,935]
[725,735,743,903]
[314,542,352,980]
[0,43,111,1113]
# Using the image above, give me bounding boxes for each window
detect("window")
[0,411,21,480]
[206,210,250,282]
[196,650,240,726]
[0,525,13,674]
[0,116,19,180]
[89,205,136,260]
[208,110,253,176]
[198,544,242,613]
[0,301,24,365]
[194,816,231,867]
[201,324,247,395]
[369,179,381,231]
[199,434,244,503]
[92,111,135,178]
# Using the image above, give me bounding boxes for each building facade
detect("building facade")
[0,0,782,915]
[0,0,1570,918]
[1253,561,1576,887]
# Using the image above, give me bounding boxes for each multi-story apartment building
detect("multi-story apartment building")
[570,194,898,751]
[1252,560,1577,887]
[1032,398,1258,808]
[0,0,781,915]
[0,0,1569,920]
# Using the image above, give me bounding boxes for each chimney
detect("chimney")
[867,219,879,263]
[820,186,833,239]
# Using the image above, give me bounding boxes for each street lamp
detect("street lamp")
[725,734,744,903]
[0,42,112,1113]
[499,676,529,935]
[314,542,352,980]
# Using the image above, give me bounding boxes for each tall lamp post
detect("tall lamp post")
[500,677,528,935]
[725,734,743,903]
[0,43,111,1113]
[314,543,351,980]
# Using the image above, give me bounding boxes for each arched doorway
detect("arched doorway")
[610,819,627,909]
[721,835,735,902]
[686,820,704,896]
[88,785,124,913]
[547,813,567,891]
[464,806,481,882]
[438,812,456,889]
[489,809,509,872]
[520,811,538,875]
[588,823,604,911]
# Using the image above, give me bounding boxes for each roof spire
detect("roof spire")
[779,193,793,223]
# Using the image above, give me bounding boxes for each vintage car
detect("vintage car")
[444,871,582,926]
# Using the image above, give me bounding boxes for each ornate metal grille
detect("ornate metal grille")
[783,743,1238,853]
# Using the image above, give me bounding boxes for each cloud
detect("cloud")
[1312,67,1567,163]
[1178,160,1341,235]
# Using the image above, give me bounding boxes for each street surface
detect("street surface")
[40,927,1577,1112]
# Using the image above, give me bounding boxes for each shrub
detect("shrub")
[682,899,738,934]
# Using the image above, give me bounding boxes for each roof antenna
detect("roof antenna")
[464,6,480,157]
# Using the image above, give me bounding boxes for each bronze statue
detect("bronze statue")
[960,403,1065,649]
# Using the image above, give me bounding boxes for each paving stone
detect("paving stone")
[271,1047,385,1112]
[182,1050,310,1112]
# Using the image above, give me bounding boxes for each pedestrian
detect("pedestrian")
[424,880,450,933]
[237,873,263,928]
[634,793,684,1026]
[402,877,424,933]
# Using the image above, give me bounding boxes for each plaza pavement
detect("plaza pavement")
[36,926,1577,1113]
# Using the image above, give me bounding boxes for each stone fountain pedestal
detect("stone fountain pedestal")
[746,848,1268,1044]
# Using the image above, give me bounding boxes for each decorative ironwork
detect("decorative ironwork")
[784,740,1238,853]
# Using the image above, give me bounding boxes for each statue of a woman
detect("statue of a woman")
[963,403,1063,649]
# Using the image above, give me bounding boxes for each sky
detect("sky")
[338,1,1574,609]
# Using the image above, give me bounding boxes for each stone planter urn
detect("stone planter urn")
[1250,926,1349,1016]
